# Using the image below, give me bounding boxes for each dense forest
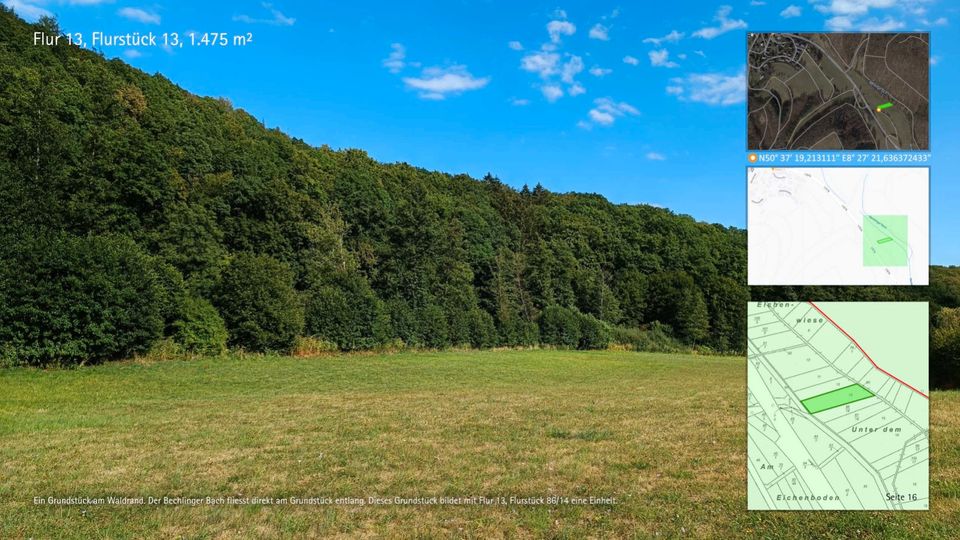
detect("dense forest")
[1,10,958,388]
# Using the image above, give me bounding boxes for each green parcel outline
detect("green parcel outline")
[800,383,875,414]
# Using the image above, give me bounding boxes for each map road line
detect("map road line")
[807,301,929,399]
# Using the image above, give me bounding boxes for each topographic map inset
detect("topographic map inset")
[748,33,929,150]
[748,301,929,510]
[748,167,929,286]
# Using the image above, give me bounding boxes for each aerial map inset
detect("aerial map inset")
[748,302,929,510]
[748,33,929,150]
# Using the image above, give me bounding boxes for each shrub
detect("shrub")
[0,232,163,366]
[932,307,960,389]
[468,307,497,348]
[172,296,228,355]
[212,253,304,352]
[518,320,541,347]
[292,336,339,356]
[419,304,449,348]
[151,259,186,334]
[386,298,419,347]
[539,305,581,348]
[446,308,473,347]
[304,275,384,350]
[577,312,611,350]
[610,322,684,353]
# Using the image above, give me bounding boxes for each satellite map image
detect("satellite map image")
[747,33,929,150]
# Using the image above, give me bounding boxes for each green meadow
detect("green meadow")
[2,350,958,538]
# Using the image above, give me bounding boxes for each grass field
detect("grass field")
[2,350,958,538]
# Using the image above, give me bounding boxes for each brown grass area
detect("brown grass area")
[1,350,957,538]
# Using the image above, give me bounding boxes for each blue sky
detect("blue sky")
[5,1,959,264]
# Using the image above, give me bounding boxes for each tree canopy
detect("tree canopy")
[1,9,958,388]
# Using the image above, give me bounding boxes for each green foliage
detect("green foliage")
[577,313,611,350]
[304,274,383,350]
[385,298,419,346]
[419,304,449,349]
[173,296,228,355]
[151,259,187,334]
[212,254,304,352]
[610,323,684,353]
[0,232,163,365]
[0,10,957,385]
[932,308,960,389]
[539,305,582,348]
[468,307,497,348]
[676,289,710,345]
[646,272,711,344]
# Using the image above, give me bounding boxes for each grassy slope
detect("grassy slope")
[1,351,957,538]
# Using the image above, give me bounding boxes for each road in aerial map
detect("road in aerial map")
[747,301,928,510]
[748,33,929,150]
[748,167,929,286]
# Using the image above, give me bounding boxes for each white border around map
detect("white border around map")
[747,167,929,286]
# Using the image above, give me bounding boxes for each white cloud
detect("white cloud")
[929,55,940,66]
[813,0,938,30]
[750,1,766,5]
[118,7,160,24]
[5,0,117,19]
[813,0,897,16]
[508,40,524,51]
[382,43,406,73]
[233,2,295,26]
[515,13,589,103]
[547,20,576,43]
[642,30,684,45]
[584,97,639,127]
[692,5,747,39]
[541,84,564,102]
[669,69,745,106]
[589,109,615,125]
[552,8,568,19]
[780,5,802,18]
[123,48,143,59]
[649,49,678,68]
[694,50,706,58]
[826,15,854,30]
[589,66,612,77]
[919,16,948,26]
[3,0,51,20]
[646,152,667,161]
[402,65,490,100]
[623,55,640,66]
[589,23,609,40]
[521,51,560,78]
[560,55,583,83]
[510,97,530,106]
[858,15,905,31]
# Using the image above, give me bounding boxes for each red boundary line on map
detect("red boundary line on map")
[807,301,929,400]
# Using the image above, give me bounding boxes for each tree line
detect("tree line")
[1,10,957,388]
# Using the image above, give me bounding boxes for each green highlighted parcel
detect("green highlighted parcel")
[801,383,875,414]
[863,215,908,267]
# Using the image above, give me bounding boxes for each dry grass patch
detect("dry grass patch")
[1,350,958,538]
